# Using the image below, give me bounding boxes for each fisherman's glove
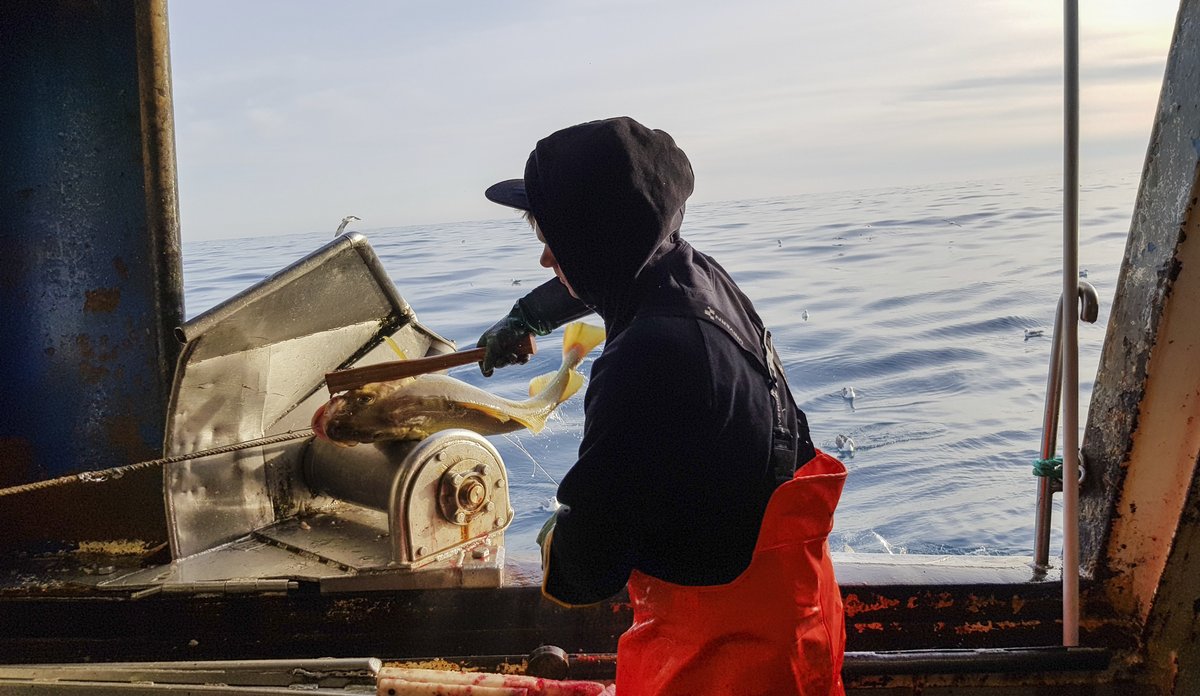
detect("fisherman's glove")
[537,509,560,569]
[537,511,558,548]
[476,278,591,377]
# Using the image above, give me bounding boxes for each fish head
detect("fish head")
[312,382,403,446]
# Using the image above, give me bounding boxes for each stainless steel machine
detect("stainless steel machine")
[100,233,514,596]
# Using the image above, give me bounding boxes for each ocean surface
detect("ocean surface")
[182,171,1138,567]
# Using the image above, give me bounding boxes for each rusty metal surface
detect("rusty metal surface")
[0,545,1155,693]
[0,658,379,690]
[1074,20,1200,696]
[1079,0,1195,575]
[0,0,182,551]
[0,652,1163,696]
[1140,448,1200,696]
[0,466,167,551]
[0,554,1117,662]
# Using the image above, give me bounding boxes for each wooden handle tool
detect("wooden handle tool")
[324,334,537,394]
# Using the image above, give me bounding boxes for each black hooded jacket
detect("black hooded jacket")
[526,118,816,605]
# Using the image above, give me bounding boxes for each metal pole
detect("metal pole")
[1033,282,1099,571]
[1062,0,1081,647]
[0,0,183,548]
[1033,299,1065,569]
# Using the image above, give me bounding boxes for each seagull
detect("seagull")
[841,386,856,400]
[801,309,810,322]
[336,215,361,237]
[835,434,856,455]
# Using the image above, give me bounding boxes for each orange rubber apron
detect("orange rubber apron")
[615,450,847,696]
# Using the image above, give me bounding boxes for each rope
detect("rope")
[0,429,315,498]
[1033,456,1063,480]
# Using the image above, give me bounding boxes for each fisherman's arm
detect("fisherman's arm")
[477,278,591,377]
[540,436,643,607]
[540,322,709,605]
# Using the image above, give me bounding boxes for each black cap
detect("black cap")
[484,178,530,211]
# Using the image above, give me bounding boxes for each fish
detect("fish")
[311,322,606,446]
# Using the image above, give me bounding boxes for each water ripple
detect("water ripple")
[182,170,1136,560]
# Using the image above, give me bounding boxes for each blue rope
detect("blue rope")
[1033,456,1063,480]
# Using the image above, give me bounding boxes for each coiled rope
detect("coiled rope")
[0,429,314,498]
[1032,456,1064,480]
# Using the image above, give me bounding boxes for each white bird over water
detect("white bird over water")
[841,386,856,400]
[336,215,361,236]
[835,434,856,456]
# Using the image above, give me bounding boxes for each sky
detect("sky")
[166,0,1182,242]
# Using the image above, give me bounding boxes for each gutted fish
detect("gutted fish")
[312,322,605,445]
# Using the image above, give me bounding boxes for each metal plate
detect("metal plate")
[98,535,346,590]
[259,505,393,571]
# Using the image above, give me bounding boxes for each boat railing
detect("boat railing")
[1032,280,1099,572]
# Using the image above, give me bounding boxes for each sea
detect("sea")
[182,170,1138,567]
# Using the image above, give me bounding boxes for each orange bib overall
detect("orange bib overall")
[615,450,847,696]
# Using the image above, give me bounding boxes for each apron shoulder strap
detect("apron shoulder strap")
[644,299,816,482]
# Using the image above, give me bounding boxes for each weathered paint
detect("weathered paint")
[1140,437,1200,695]
[1077,0,1200,625]
[0,0,181,549]
[0,0,182,490]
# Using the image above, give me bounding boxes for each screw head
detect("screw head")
[462,481,485,507]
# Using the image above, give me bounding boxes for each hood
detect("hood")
[523,117,694,319]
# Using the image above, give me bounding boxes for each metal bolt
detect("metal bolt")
[494,478,505,488]
[485,501,495,512]
[436,451,447,462]
[463,481,485,507]
[472,546,490,560]
[415,546,427,557]
[455,510,467,524]
[451,473,465,487]
[477,463,491,476]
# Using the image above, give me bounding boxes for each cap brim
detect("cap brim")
[485,179,530,211]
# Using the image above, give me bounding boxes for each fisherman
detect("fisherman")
[478,116,847,696]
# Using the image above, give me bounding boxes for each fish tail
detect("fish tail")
[517,322,604,433]
[528,370,585,402]
[562,322,605,364]
[528,372,555,397]
[521,370,585,433]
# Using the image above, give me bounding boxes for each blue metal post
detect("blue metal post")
[0,2,182,507]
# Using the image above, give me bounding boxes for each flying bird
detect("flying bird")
[336,215,361,237]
